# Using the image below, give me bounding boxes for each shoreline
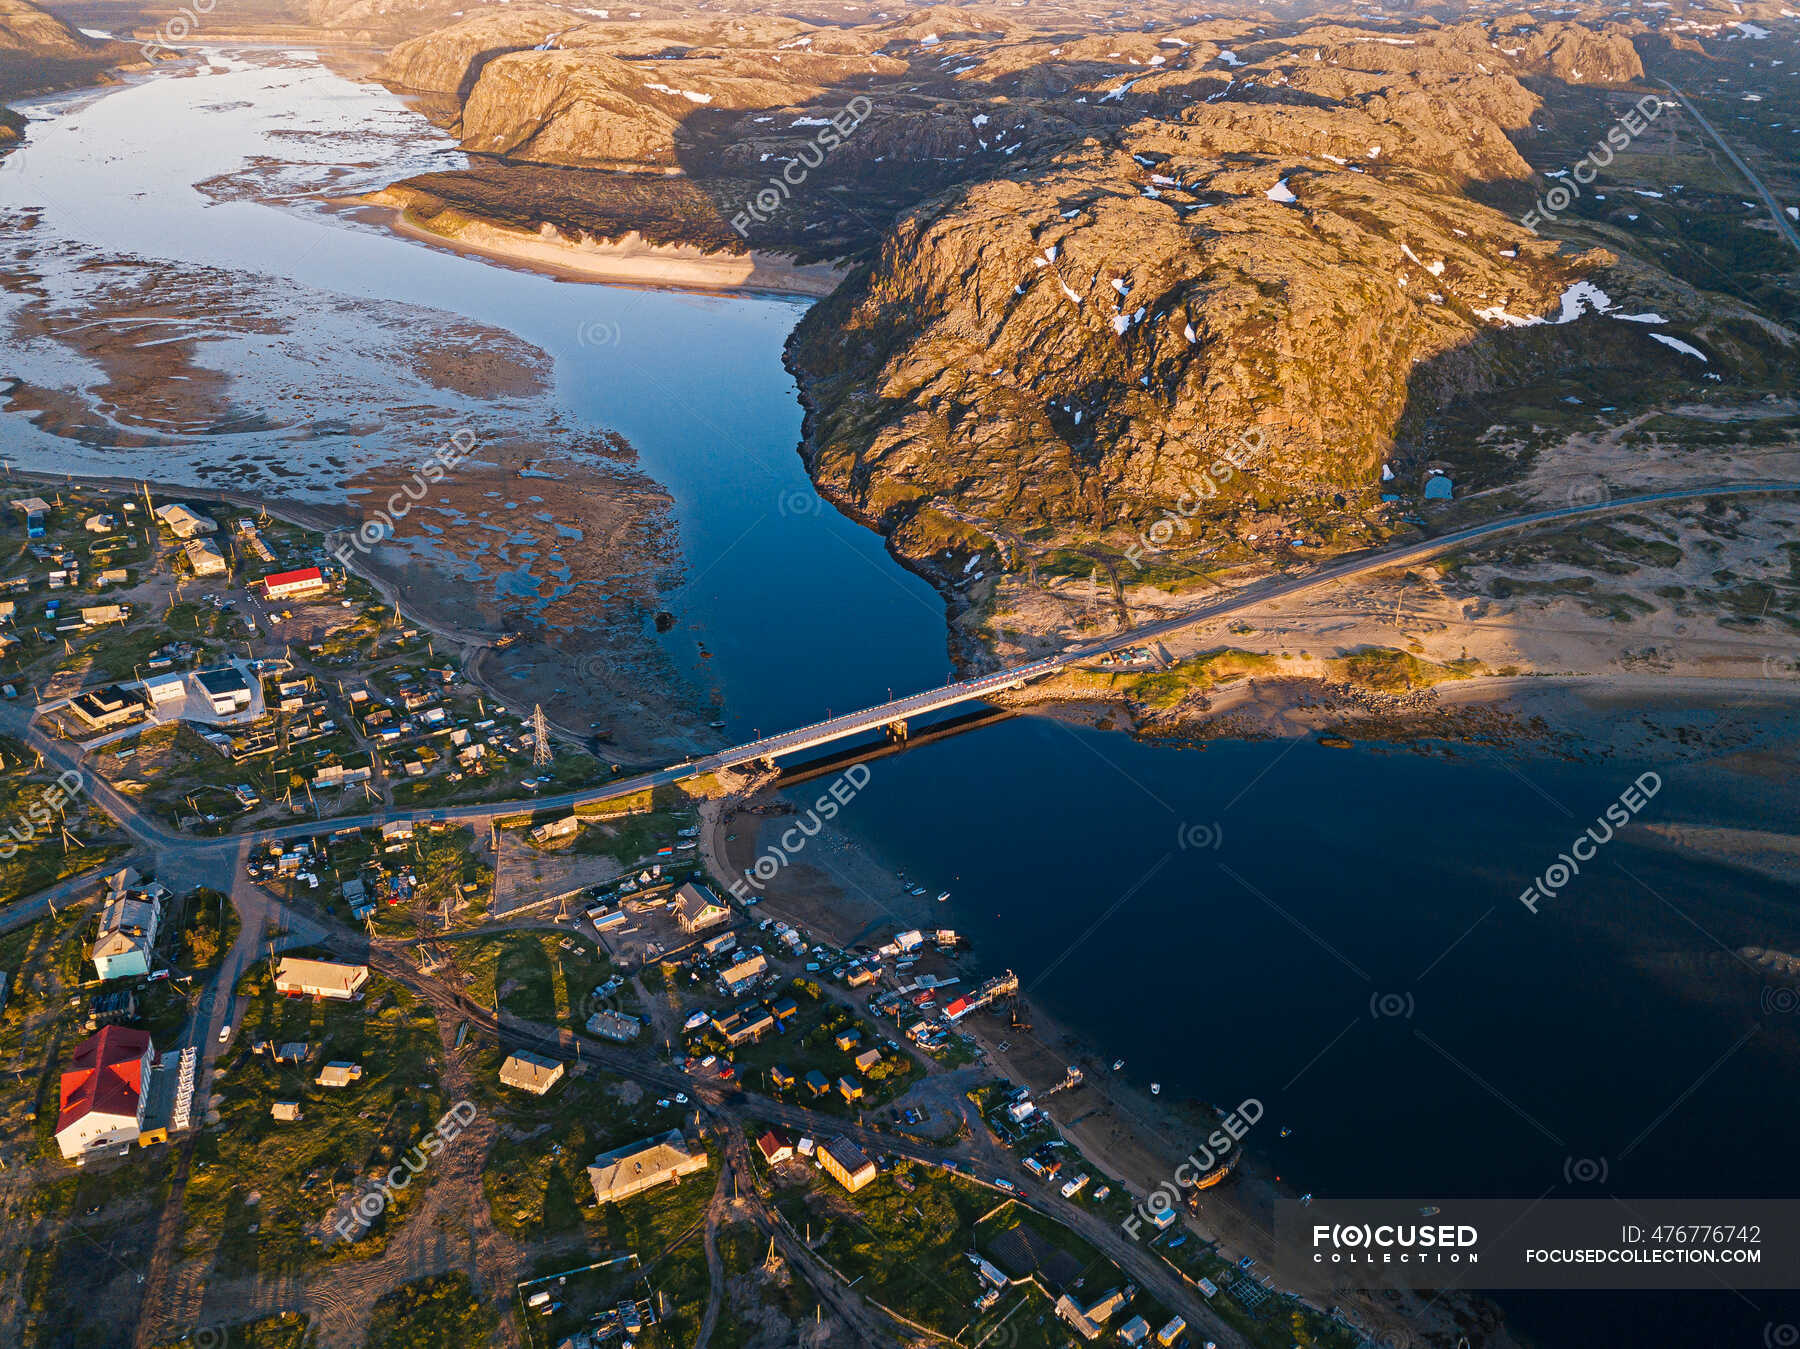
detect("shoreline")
[350,191,850,299]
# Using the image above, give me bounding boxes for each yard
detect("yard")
[180,962,449,1278]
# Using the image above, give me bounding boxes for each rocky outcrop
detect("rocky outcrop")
[0,0,96,56]
[373,2,1789,591]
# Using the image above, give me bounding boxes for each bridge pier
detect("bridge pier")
[885,719,909,744]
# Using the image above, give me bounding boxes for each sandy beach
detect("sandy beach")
[355,189,850,298]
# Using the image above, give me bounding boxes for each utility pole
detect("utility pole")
[532,705,552,769]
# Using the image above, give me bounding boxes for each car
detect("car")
[218,1024,232,1043]
[147,969,171,982]
[993,1179,1017,1192]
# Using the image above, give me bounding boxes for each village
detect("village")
[0,480,1365,1349]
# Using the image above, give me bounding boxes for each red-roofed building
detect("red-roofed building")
[259,566,327,601]
[755,1129,795,1165]
[56,1025,153,1159]
[945,996,974,1021]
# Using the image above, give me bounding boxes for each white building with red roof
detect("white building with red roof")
[259,566,327,602]
[56,1025,154,1159]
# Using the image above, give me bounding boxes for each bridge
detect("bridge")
[6,482,1796,859]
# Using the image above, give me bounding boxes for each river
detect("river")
[3,47,1798,1349]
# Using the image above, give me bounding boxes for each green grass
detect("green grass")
[454,930,610,1025]
[364,1273,496,1349]
[1325,648,1483,692]
[778,1160,1001,1336]
[180,966,448,1278]
[470,1052,688,1239]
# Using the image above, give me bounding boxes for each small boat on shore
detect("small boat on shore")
[1150,1082,1161,1095]
[936,891,951,902]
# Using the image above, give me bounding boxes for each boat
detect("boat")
[1279,1127,1292,1138]
[682,1011,710,1032]
[1299,1193,1313,1206]
[708,720,725,730]
[1150,1082,1161,1095]
[1112,1060,1125,1072]
[910,886,926,896]
[937,891,950,902]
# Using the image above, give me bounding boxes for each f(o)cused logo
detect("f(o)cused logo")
[1368,992,1414,1020]
[777,489,825,518]
[1765,1323,1800,1348]
[1566,479,1611,510]
[1762,986,1800,1015]
[1563,1155,1609,1185]
[1176,821,1222,851]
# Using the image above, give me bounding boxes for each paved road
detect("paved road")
[13,482,1799,871]
[1657,80,1800,256]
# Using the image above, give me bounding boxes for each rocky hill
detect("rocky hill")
[371,0,1798,604]
[0,0,97,56]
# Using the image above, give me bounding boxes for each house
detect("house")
[769,1064,796,1091]
[701,932,737,957]
[78,605,128,627]
[853,1048,881,1073]
[316,1061,364,1088]
[711,1004,774,1047]
[11,496,51,538]
[313,763,372,789]
[259,566,326,601]
[587,1130,708,1205]
[55,1026,153,1159]
[818,1136,876,1193]
[846,966,876,989]
[833,1029,862,1053]
[587,1009,642,1042]
[380,820,414,843]
[674,881,731,933]
[84,513,116,534]
[154,503,216,538]
[143,672,186,706]
[183,538,227,576]
[273,957,368,1000]
[272,1041,310,1064]
[98,568,130,587]
[499,1050,566,1095]
[837,1075,863,1104]
[803,1069,831,1097]
[755,1129,795,1165]
[271,1101,303,1122]
[769,997,799,1023]
[70,684,148,732]
[1156,1316,1187,1346]
[718,953,767,994]
[92,892,162,981]
[194,665,253,715]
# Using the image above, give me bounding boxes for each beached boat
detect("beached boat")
[937,891,951,902]
[1150,1082,1161,1095]
[683,1011,710,1032]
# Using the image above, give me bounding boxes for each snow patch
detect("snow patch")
[1649,333,1708,361]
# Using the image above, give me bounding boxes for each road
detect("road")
[1657,79,1800,256]
[22,479,1798,872]
[13,478,1799,1346]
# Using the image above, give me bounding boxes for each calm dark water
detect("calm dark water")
[830,718,1800,1347]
